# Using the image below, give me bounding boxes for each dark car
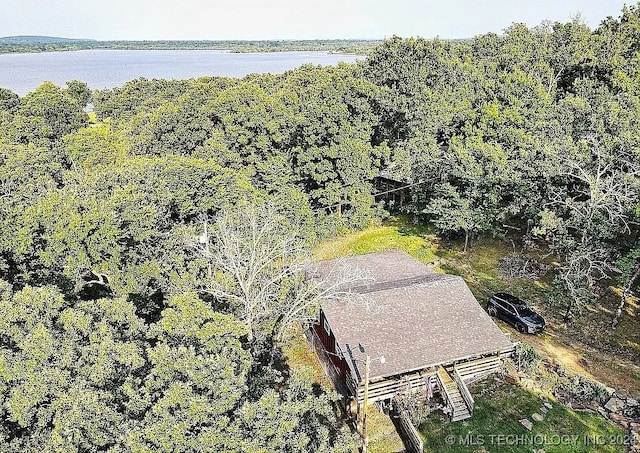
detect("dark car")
[487,292,545,334]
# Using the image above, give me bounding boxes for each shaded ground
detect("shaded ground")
[282,328,405,452]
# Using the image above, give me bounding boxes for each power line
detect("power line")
[312,179,427,212]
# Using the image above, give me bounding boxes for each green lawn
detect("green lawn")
[420,379,626,453]
[314,217,438,263]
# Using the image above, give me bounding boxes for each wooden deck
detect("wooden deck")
[310,323,513,408]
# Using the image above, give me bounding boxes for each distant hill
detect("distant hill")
[0,36,94,45]
[0,37,378,55]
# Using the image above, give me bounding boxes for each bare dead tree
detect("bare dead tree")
[274,260,372,342]
[198,204,372,344]
[540,141,639,323]
[612,262,640,328]
[558,241,610,322]
[559,143,636,233]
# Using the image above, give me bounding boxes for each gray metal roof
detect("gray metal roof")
[317,250,514,382]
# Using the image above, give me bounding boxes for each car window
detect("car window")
[504,294,523,305]
[504,303,516,315]
[516,306,535,317]
[492,299,506,311]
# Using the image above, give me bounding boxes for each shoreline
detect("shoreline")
[0,39,378,56]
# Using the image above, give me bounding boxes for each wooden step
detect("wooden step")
[456,363,500,374]
[437,365,474,422]
[452,412,472,422]
[456,362,500,374]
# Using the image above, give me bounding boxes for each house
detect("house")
[309,250,515,422]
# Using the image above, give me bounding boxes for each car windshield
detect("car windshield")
[516,306,535,317]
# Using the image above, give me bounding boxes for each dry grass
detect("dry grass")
[281,327,332,388]
[365,405,405,453]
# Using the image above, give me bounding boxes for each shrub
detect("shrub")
[514,343,541,374]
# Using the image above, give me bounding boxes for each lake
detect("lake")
[0,49,363,96]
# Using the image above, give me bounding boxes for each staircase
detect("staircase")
[436,366,472,422]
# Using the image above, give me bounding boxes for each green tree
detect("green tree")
[236,367,358,453]
[63,122,129,169]
[65,80,92,108]
[0,285,147,451]
[9,81,88,147]
[0,87,20,113]
[125,292,251,452]
[127,102,213,157]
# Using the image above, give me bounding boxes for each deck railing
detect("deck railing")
[392,406,424,453]
[452,365,474,414]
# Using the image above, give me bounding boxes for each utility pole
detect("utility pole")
[361,355,371,453]
[358,353,384,453]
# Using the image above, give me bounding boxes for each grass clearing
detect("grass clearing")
[281,328,331,388]
[365,405,406,453]
[420,379,625,453]
[314,219,438,263]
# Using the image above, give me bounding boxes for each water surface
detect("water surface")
[0,49,363,95]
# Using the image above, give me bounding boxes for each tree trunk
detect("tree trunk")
[612,265,640,329]
[246,317,254,343]
[563,299,573,324]
[464,230,470,253]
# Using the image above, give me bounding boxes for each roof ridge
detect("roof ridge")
[349,272,450,294]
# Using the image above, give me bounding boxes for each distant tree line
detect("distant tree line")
[1,3,640,451]
[0,37,379,55]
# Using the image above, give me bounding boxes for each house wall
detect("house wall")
[312,310,349,381]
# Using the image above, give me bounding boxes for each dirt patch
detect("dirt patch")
[509,325,640,394]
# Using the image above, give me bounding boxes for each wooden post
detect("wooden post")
[362,355,371,453]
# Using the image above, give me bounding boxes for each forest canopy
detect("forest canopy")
[1,4,639,451]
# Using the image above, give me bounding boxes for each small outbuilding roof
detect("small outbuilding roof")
[317,250,514,381]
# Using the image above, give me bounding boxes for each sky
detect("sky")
[0,0,632,40]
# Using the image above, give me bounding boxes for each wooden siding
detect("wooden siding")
[312,310,348,381]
